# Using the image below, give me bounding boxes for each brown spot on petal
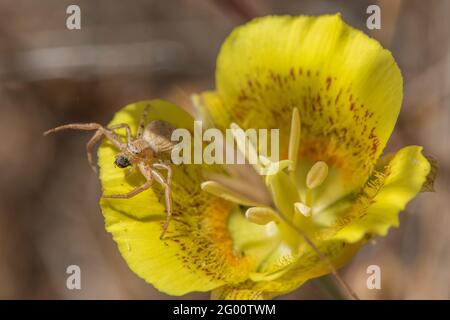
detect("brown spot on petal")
[326,77,332,91]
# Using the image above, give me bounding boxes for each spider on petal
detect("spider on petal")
[44,105,176,239]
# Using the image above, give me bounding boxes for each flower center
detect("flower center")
[201,108,331,229]
[200,109,334,278]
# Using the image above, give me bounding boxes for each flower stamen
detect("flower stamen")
[301,161,329,215]
[201,181,261,206]
[306,161,329,189]
[288,108,301,171]
[294,202,311,217]
[245,207,280,225]
[230,122,263,173]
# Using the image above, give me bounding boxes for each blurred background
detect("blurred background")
[0,0,448,299]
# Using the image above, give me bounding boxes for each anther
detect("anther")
[288,108,301,171]
[306,161,329,189]
[245,207,280,225]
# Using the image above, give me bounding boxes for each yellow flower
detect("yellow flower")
[98,15,433,299]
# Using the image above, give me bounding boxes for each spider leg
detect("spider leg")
[108,123,134,145]
[44,123,102,135]
[125,164,137,177]
[102,179,152,199]
[153,162,172,182]
[137,105,150,138]
[151,168,172,239]
[45,122,127,150]
[86,130,103,173]
[45,122,131,169]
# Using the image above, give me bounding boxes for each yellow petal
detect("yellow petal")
[98,100,250,295]
[211,287,266,300]
[333,145,431,242]
[199,14,402,194]
[211,239,362,299]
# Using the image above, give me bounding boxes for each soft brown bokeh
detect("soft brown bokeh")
[0,0,448,299]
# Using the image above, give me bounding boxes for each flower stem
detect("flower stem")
[314,275,346,300]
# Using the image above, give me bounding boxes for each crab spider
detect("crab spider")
[44,106,176,239]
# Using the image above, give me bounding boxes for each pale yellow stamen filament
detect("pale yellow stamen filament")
[288,108,301,171]
[230,122,263,173]
[305,189,313,208]
[302,161,329,216]
[245,207,280,225]
[201,181,260,207]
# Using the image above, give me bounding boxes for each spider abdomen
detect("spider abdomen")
[143,120,177,154]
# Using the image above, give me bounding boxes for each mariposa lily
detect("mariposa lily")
[98,14,434,299]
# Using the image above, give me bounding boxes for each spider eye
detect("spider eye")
[115,155,131,168]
